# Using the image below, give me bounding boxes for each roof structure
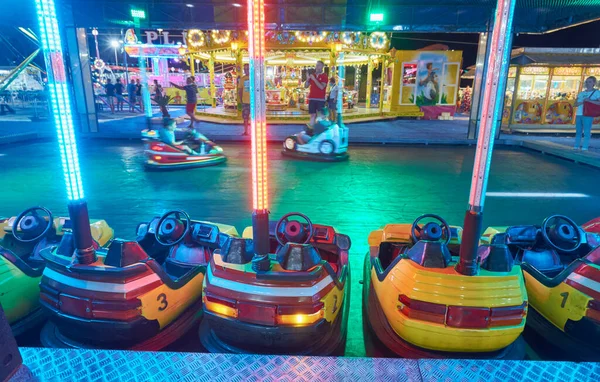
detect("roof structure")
[510,47,600,65]
[3,1,600,34]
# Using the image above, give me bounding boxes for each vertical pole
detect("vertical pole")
[330,46,337,77]
[378,58,386,114]
[248,0,270,271]
[209,54,216,108]
[236,48,243,118]
[121,30,129,85]
[468,32,491,139]
[507,67,521,132]
[35,0,95,264]
[366,56,373,108]
[457,0,516,276]
[190,56,196,77]
[64,26,99,133]
[336,52,345,126]
[133,18,152,122]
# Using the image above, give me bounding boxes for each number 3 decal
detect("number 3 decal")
[157,293,168,311]
[560,292,569,308]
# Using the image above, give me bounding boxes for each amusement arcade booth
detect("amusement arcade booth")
[502,48,600,132]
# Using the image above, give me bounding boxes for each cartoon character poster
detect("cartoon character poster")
[514,101,543,124]
[545,101,574,125]
[416,60,442,106]
[397,51,460,107]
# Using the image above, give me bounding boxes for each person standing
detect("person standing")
[327,77,338,122]
[135,79,144,113]
[304,60,327,128]
[238,63,251,135]
[127,79,137,112]
[114,78,125,112]
[574,76,600,151]
[153,79,163,98]
[170,76,199,128]
[104,78,116,113]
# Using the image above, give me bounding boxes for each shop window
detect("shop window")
[439,62,460,105]
[399,62,417,105]
[513,73,549,124]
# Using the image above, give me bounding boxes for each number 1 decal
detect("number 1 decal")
[157,293,168,311]
[560,292,569,308]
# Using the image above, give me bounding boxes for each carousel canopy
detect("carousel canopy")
[125,30,390,66]
[3,1,599,34]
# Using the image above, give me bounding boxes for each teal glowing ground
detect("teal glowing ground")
[3,140,599,357]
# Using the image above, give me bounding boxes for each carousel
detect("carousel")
[178,29,393,124]
[123,29,464,124]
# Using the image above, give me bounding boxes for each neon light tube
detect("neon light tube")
[467,0,516,211]
[248,0,268,212]
[34,0,84,201]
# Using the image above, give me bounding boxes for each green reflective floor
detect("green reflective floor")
[2,141,600,356]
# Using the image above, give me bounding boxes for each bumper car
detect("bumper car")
[0,207,113,336]
[483,215,600,361]
[364,214,527,359]
[200,213,351,355]
[142,129,226,170]
[39,210,238,350]
[282,122,349,161]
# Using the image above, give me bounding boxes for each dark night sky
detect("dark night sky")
[390,20,600,68]
[1,20,599,69]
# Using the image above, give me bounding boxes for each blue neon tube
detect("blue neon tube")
[35,0,85,201]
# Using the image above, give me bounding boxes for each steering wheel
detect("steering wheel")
[12,206,54,243]
[541,215,582,253]
[154,210,191,247]
[410,214,451,245]
[275,212,314,246]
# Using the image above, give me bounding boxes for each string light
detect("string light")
[211,30,232,44]
[341,32,361,45]
[187,29,206,48]
[294,31,328,44]
[369,32,388,50]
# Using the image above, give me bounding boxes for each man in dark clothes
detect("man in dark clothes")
[104,78,116,113]
[115,78,125,112]
[170,76,199,128]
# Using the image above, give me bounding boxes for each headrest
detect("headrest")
[276,243,322,271]
[405,241,451,269]
[220,237,254,265]
[506,225,538,246]
[478,244,514,272]
[104,239,150,268]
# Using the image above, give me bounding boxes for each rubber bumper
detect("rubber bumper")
[200,271,351,356]
[40,297,203,351]
[281,149,348,162]
[200,310,346,356]
[527,306,600,362]
[144,154,226,171]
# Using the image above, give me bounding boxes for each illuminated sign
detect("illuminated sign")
[370,13,384,22]
[553,67,582,76]
[520,66,550,75]
[131,9,146,19]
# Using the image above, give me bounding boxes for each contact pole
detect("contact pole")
[457,0,516,275]
[248,0,270,271]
